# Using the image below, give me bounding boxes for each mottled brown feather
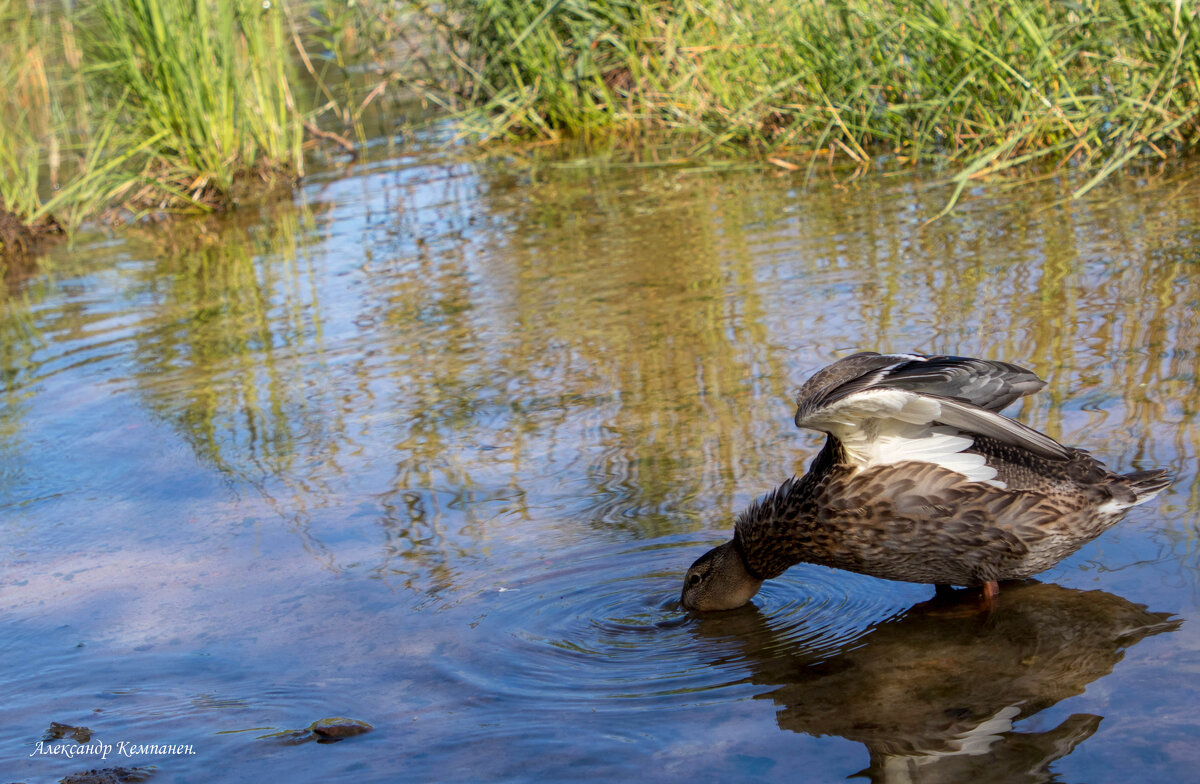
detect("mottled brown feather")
[730,353,1171,589]
[736,435,1168,586]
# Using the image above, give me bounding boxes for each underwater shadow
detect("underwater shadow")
[693,582,1179,784]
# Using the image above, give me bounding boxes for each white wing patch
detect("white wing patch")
[801,388,1008,488]
[1097,490,1162,515]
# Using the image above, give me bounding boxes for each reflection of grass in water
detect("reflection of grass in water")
[0,298,39,467]
[8,153,1195,589]
[9,160,1200,626]
[464,155,1200,532]
[129,204,322,480]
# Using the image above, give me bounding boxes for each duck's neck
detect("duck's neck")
[733,436,840,579]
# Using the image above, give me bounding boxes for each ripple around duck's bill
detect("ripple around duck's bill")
[443,536,922,710]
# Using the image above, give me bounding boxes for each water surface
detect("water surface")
[3,146,1200,782]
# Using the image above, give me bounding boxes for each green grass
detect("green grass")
[0,1,60,246]
[4,0,1200,256]
[1,0,319,256]
[88,0,306,208]
[427,0,1200,205]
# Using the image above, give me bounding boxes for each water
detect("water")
[3,142,1200,782]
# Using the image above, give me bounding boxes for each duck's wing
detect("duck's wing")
[860,354,1046,412]
[794,353,1068,477]
[795,352,1046,416]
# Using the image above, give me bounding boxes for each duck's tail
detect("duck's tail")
[1120,469,1173,508]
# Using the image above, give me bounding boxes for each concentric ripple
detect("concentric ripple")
[443,535,924,710]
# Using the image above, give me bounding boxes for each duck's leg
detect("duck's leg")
[981,580,1000,610]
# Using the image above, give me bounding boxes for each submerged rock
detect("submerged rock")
[43,722,93,744]
[309,717,373,739]
[58,767,153,784]
[258,717,374,745]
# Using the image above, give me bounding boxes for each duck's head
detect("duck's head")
[680,540,763,611]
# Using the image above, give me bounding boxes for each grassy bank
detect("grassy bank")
[430,0,1200,202]
[89,0,306,207]
[0,2,67,254]
[3,0,1200,258]
[0,0,355,258]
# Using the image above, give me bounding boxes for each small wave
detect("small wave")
[442,536,918,710]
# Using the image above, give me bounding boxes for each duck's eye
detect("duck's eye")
[688,573,702,587]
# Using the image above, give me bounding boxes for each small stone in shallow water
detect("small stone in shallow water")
[308,717,374,739]
[257,717,374,745]
[58,767,154,784]
[42,722,92,743]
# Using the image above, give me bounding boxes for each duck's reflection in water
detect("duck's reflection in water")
[694,582,1179,784]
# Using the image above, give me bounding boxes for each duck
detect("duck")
[680,352,1171,612]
